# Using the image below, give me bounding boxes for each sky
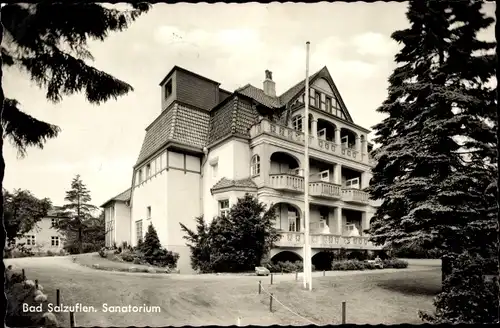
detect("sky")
[3,2,496,208]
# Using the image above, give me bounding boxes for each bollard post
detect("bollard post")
[281,268,283,275]
[341,301,346,324]
[69,311,75,328]
[269,293,273,312]
[237,317,241,326]
[22,269,25,280]
[323,270,325,276]
[270,273,273,285]
[258,281,262,294]
[35,279,38,289]
[295,271,298,281]
[56,289,60,306]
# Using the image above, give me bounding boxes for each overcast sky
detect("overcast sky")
[4,2,495,207]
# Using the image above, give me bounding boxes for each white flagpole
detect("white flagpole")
[303,41,312,291]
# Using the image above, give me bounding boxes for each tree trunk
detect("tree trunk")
[1,15,8,323]
[78,226,83,253]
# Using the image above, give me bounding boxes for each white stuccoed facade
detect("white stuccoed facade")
[101,65,382,273]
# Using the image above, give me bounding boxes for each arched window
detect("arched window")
[250,155,261,176]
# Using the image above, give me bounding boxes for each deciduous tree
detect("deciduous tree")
[3,189,52,244]
[180,194,280,273]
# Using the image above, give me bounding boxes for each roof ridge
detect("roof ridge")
[235,83,251,92]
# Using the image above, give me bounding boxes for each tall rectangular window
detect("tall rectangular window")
[315,92,321,108]
[147,206,152,220]
[292,115,303,131]
[146,164,151,179]
[136,220,143,243]
[218,200,230,216]
[138,169,143,184]
[325,97,332,113]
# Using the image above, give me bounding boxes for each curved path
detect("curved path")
[5,256,440,326]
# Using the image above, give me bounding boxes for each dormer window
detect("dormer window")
[164,80,172,99]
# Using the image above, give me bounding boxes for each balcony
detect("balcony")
[269,174,304,193]
[275,231,381,250]
[341,188,369,205]
[249,119,373,164]
[309,181,341,200]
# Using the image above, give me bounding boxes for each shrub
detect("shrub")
[46,250,55,257]
[98,247,107,258]
[332,259,367,271]
[180,194,280,273]
[265,261,316,273]
[120,250,134,262]
[132,257,143,265]
[382,259,408,269]
[347,250,369,261]
[58,249,67,256]
[420,252,498,324]
[140,224,179,268]
[5,270,56,327]
[8,244,35,258]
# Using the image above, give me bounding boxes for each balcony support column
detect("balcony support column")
[334,207,343,235]
[259,144,272,186]
[361,211,372,236]
[311,119,318,138]
[361,137,368,155]
[335,128,341,147]
[355,136,361,153]
[361,171,371,190]
[333,163,342,185]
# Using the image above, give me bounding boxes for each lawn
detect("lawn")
[7,256,441,326]
[260,269,441,325]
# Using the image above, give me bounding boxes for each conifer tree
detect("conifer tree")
[0,3,150,298]
[54,174,98,253]
[367,0,496,281]
[141,223,163,258]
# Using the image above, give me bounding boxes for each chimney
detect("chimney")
[263,70,276,97]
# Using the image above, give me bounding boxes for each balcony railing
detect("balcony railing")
[275,231,381,250]
[309,181,341,199]
[269,174,304,193]
[249,119,373,163]
[341,188,369,205]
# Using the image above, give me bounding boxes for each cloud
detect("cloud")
[351,32,399,57]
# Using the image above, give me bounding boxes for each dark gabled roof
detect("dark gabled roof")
[136,108,175,166]
[159,65,221,86]
[278,68,323,105]
[134,65,359,169]
[236,84,282,108]
[210,178,257,194]
[100,188,131,208]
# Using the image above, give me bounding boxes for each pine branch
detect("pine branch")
[1,98,60,157]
